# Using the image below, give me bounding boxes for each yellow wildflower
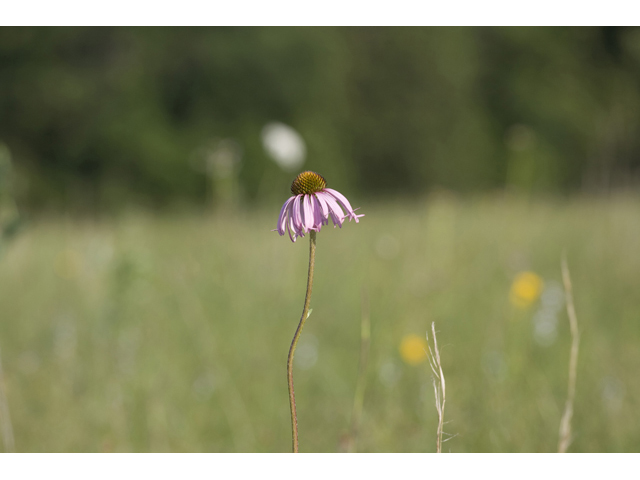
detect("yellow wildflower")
[399,334,428,366]
[510,271,544,308]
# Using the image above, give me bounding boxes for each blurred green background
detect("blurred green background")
[0,27,639,452]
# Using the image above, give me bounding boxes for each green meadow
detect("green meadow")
[1,193,639,452]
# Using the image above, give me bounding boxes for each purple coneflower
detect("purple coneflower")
[275,171,363,242]
[277,171,362,453]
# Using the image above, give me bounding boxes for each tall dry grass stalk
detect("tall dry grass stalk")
[426,322,446,453]
[0,346,15,452]
[558,253,580,453]
[346,288,371,453]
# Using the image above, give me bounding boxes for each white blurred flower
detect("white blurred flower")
[532,281,564,347]
[541,280,564,311]
[261,122,306,172]
[533,309,558,347]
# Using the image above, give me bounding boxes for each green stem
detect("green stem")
[287,230,316,453]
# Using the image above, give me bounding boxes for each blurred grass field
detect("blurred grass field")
[1,193,639,452]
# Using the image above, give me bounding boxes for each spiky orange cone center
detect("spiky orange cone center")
[291,171,327,195]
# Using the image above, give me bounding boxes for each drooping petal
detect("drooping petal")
[319,191,346,227]
[312,194,325,229]
[292,194,304,237]
[276,196,295,235]
[325,188,362,222]
[351,208,365,222]
[303,194,315,233]
[324,187,353,212]
[314,192,330,225]
[286,206,297,242]
[274,182,362,242]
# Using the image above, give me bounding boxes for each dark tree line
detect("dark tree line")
[1,27,639,212]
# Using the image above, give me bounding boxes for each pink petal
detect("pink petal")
[274,188,362,242]
[303,194,315,233]
[287,209,297,242]
[277,196,295,235]
[314,192,330,225]
[312,195,325,229]
[324,188,354,211]
[320,191,345,227]
[292,195,304,235]
[325,188,361,222]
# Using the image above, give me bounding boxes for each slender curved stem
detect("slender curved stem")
[287,230,316,453]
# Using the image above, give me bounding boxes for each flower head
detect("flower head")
[275,171,363,242]
[509,271,544,309]
[399,334,428,366]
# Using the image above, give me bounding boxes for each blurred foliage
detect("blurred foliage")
[0,143,23,249]
[1,27,640,212]
[1,195,639,452]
